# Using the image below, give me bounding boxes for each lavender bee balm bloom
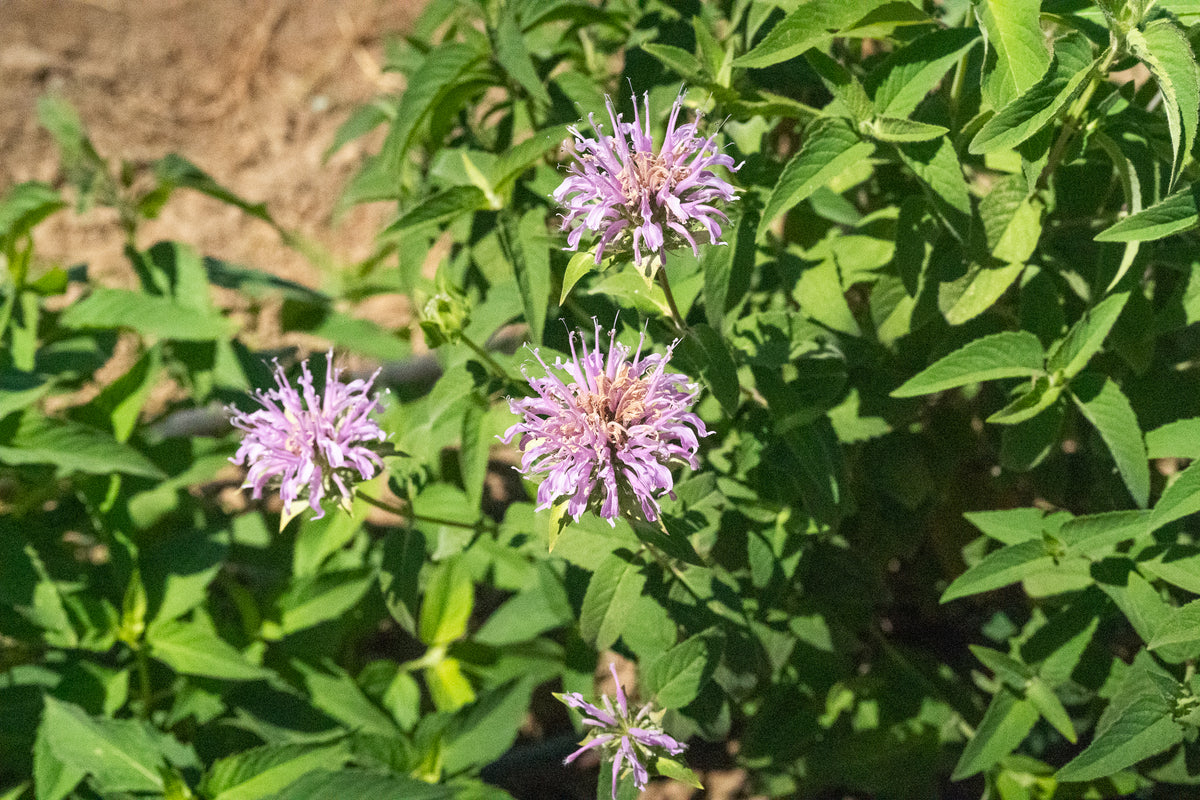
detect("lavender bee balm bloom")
[553,91,740,278]
[557,663,687,799]
[228,351,387,528]
[502,321,708,525]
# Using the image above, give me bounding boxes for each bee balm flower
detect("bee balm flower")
[553,91,740,278]
[557,662,688,799]
[501,320,707,525]
[228,350,387,527]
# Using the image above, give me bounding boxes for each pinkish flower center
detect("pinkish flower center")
[575,367,649,448]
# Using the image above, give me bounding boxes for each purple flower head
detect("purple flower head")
[501,320,709,525]
[553,90,740,279]
[228,350,387,528]
[556,663,687,799]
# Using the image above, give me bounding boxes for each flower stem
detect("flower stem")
[656,269,687,332]
[357,490,489,531]
[460,332,514,381]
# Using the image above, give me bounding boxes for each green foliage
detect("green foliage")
[6,0,1200,797]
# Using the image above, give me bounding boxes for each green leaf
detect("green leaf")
[685,323,740,415]
[279,568,374,635]
[419,556,473,647]
[0,368,53,420]
[654,755,704,789]
[0,182,66,245]
[503,207,550,346]
[987,375,1064,425]
[1057,509,1152,554]
[758,119,875,235]
[262,769,454,800]
[939,262,1027,325]
[40,696,164,794]
[442,678,538,775]
[59,286,232,341]
[203,742,349,800]
[865,117,948,142]
[952,687,1040,779]
[1045,292,1129,378]
[382,186,486,235]
[896,138,972,228]
[964,507,1047,545]
[0,412,164,478]
[155,154,275,226]
[148,618,271,681]
[295,662,400,737]
[1070,373,1150,508]
[642,43,705,78]
[969,32,1096,154]
[645,630,722,709]
[84,344,161,442]
[870,28,982,117]
[974,0,1051,108]
[1149,459,1200,533]
[941,540,1054,603]
[1056,652,1184,782]
[474,563,572,646]
[560,251,597,305]
[1129,19,1200,184]
[979,174,1044,264]
[703,206,753,332]
[1095,182,1200,242]
[579,549,646,651]
[733,0,890,69]
[1149,599,1200,653]
[381,42,486,171]
[380,528,426,636]
[891,331,1045,397]
[493,5,550,105]
[1146,418,1200,459]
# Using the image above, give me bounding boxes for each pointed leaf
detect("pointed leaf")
[733,0,890,69]
[891,331,1045,397]
[579,549,645,651]
[1070,373,1149,508]
[941,539,1054,603]
[1095,182,1200,242]
[1046,292,1129,378]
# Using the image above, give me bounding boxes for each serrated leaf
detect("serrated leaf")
[381,43,486,171]
[59,287,232,341]
[979,174,1043,264]
[969,32,1096,154]
[891,331,1045,397]
[733,0,889,69]
[1095,182,1200,242]
[975,0,1051,108]
[1130,19,1200,185]
[645,631,721,709]
[1025,679,1077,743]
[642,43,704,78]
[148,619,271,681]
[1146,418,1200,459]
[503,208,550,346]
[295,662,401,737]
[758,119,875,235]
[1070,373,1149,508]
[279,568,374,635]
[965,507,1047,544]
[1045,292,1129,378]
[870,28,982,117]
[686,322,740,415]
[1056,653,1184,782]
[202,742,349,800]
[1148,599,1200,652]
[1057,509,1152,554]
[0,412,164,478]
[941,539,1054,603]
[896,138,972,230]
[579,549,645,651]
[940,262,1027,325]
[494,6,551,105]
[1149,459,1200,533]
[382,186,486,235]
[0,182,66,245]
[952,687,1040,779]
[40,696,165,794]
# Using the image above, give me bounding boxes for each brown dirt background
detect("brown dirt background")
[0,0,413,296]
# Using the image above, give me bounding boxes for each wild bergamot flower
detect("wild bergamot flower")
[553,90,740,279]
[501,320,707,525]
[228,350,387,527]
[557,662,687,799]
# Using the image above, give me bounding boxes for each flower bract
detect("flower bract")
[502,320,708,525]
[553,90,740,279]
[228,350,387,528]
